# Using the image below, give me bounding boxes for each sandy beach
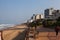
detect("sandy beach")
[1,24,27,40]
[1,24,60,40]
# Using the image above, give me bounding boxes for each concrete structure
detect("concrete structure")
[40,14,44,19]
[31,14,36,21]
[35,14,41,20]
[44,8,54,19]
[44,8,60,19]
[31,14,44,21]
[27,19,34,23]
[52,10,60,19]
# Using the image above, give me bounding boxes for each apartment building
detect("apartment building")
[44,8,60,19]
[31,14,44,20]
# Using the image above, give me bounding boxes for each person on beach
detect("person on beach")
[55,25,60,36]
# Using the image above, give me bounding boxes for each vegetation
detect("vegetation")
[27,19,42,27]
[42,17,60,29]
[56,17,60,26]
[42,19,56,29]
[28,17,60,29]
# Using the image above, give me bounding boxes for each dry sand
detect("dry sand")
[2,24,27,40]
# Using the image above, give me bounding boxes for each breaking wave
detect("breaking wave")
[0,24,15,30]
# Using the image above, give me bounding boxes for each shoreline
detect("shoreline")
[0,24,27,40]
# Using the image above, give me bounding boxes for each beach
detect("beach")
[1,24,60,40]
[1,24,27,40]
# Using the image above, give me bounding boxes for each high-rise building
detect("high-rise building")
[44,8,54,19]
[52,10,60,19]
[44,8,60,19]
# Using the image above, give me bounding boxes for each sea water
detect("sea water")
[0,24,15,30]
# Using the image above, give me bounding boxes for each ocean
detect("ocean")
[0,24,15,30]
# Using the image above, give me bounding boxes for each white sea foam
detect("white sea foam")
[0,24,15,30]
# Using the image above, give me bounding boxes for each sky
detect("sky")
[0,0,60,24]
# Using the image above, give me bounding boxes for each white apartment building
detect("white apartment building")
[44,8,54,19]
[31,14,44,21]
[44,8,60,19]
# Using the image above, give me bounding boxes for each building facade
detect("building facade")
[44,8,60,19]
[31,14,44,21]
[44,8,54,19]
[52,10,60,19]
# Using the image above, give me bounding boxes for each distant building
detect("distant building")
[44,8,60,19]
[27,19,34,23]
[31,14,44,21]
[40,14,44,19]
[44,8,54,19]
[35,14,41,20]
[31,14,36,21]
[52,10,60,19]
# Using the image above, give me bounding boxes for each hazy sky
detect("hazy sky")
[0,0,60,24]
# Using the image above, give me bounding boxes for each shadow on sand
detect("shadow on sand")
[12,30,27,40]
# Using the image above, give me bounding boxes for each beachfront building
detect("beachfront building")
[31,14,36,21]
[44,8,60,19]
[52,10,60,19]
[44,8,54,19]
[27,19,34,23]
[35,14,41,20]
[31,14,44,21]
